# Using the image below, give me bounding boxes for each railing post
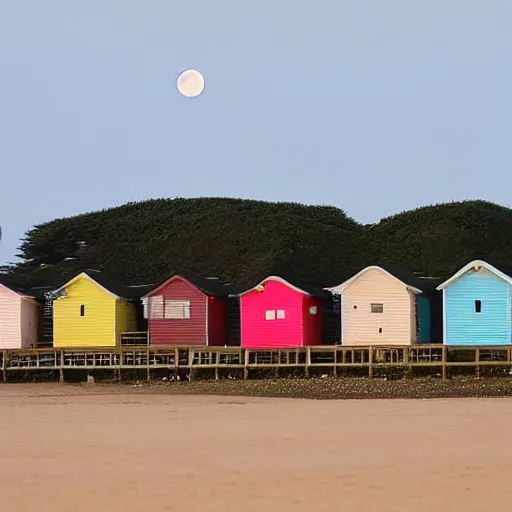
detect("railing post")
[244,349,249,380]
[442,345,447,380]
[188,349,195,381]
[368,346,373,378]
[305,347,311,378]
[59,350,64,383]
[2,350,7,383]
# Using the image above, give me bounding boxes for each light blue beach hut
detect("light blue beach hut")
[436,260,512,345]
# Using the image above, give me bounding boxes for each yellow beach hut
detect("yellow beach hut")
[52,269,139,348]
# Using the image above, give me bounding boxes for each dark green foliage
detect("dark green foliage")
[365,200,512,278]
[4,198,512,290]
[4,198,364,289]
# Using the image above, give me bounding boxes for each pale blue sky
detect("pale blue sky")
[0,0,509,264]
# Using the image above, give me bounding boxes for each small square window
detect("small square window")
[475,300,482,313]
[276,309,285,319]
[309,306,318,315]
[265,310,276,320]
[371,303,384,313]
[80,305,85,317]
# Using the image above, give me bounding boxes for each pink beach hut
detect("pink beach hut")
[0,282,39,349]
[238,276,331,348]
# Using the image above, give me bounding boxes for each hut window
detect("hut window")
[149,296,164,319]
[379,327,383,333]
[80,305,85,317]
[371,303,384,313]
[265,310,276,320]
[276,309,286,319]
[475,300,482,313]
[309,306,318,315]
[164,300,190,319]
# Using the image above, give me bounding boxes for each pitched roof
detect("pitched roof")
[54,269,153,300]
[237,275,332,299]
[326,265,442,295]
[379,265,442,293]
[436,260,512,290]
[0,280,42,299]
[143,274,233,299]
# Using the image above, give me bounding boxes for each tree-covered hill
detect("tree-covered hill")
[3,198,364,289]
[3,198,512,291]
[365,200,512,278]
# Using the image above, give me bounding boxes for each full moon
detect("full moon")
[176,69,205,98]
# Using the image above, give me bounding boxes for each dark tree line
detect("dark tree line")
[2,198,512,290]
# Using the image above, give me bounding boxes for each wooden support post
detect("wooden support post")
[305,347,311,378]
[368,347,373,378]
[188,349,194,381]
[244,349,249,380]
[146,348,151,381]
[59,350,64,383]
[333,347,337,377]
[2,350,7,383]
[403,346,411,379]
[118,348,123,382]
[475,348,480,378]
[442,345,447,380]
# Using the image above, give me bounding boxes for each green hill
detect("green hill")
[365,200,512,278]
[4,198,364,289]
[3,198,512,291]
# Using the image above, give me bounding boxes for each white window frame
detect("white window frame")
[276,309,285,319]
[265,310,276,320]
[165,300,191,320]
[309,306,318,315]
[149,295,164,319]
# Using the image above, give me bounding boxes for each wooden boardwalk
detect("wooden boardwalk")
[2,344,512,382]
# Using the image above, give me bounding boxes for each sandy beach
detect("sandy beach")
[1,383,512,511]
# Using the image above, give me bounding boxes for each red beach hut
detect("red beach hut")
[142,275,230,346]
[239,276,330,348]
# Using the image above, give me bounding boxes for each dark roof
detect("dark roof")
[24,285,58,299]
[125,283,157,299]
[374,265,442,293]
[146,274,234,298]
[183,275,234,297]
[80,270,152,300]
[0,280,26,295]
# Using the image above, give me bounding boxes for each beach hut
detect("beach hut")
[142,275,230,346]
[238,276,331,348]
[52,269,141,348]
[436,260,512,345]
[0,282,39,349]
[327,266,440,346]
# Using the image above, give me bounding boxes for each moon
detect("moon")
[177,69,205,98]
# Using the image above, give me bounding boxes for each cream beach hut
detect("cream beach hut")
[327,266,440,346]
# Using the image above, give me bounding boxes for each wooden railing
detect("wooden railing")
[120,331,149,346]
[1,344,512,383]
